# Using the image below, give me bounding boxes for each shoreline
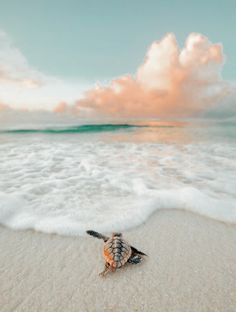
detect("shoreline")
[1,210,236,312]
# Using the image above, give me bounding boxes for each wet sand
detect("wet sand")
[1,210,236,312]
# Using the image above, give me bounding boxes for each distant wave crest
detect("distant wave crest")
[1,124,141,134]
[0,122,181,134]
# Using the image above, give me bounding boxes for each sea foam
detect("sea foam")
[0,123,235,236]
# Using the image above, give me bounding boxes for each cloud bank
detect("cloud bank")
[76,33,231,118]
[0,31,234,118]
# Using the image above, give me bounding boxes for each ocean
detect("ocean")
[0,119,235,236]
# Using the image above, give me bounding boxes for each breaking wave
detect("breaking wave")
[1,124,140,134]
[0,122,183,134]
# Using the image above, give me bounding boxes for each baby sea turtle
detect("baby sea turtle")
[86,230,147,276]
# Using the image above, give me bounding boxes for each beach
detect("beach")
[0,121,236,311]
[1,210,236,312]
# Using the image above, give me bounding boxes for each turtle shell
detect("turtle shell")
[103,237,132,268]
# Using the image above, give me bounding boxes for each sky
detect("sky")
[0,0,235,118]
[0,0,235,81]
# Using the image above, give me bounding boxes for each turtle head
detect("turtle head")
[112,232,122,238]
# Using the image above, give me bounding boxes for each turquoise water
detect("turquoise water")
[1,124,141,134]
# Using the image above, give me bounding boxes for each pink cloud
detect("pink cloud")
[0,102,8,111]
[75,33,231,118]
[53,101,67,113]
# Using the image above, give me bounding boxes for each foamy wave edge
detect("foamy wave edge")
[0,187,235,236]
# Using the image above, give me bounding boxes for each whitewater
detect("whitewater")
[0,119,235,236]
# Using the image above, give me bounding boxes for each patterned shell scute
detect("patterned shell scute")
[103,237,132,268]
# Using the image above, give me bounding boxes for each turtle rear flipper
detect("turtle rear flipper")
[128,254,142,264]
[86,230,109,242]
[131,246,147,257]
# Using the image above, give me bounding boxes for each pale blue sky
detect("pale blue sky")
[0,0,235,81]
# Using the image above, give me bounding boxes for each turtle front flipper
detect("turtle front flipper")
[86,230,109,242]
[99,262,111,277]
[130,246,147,257]
[128,246,147,265]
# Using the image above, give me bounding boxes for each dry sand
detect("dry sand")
[0,210,236,312]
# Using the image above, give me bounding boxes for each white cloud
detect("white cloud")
[0,30,90,111]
